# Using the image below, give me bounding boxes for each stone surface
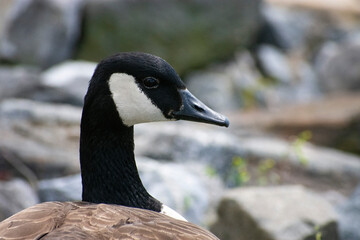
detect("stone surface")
[0,99,81,178]
[210,185,338,240]
[186,51,262,111]
[38,157,223,225]
[257,45,292,83]
[0,178,39,221]
[0,0,84,67]
[186,49,321,111]
[315,41,360,93]
[230,93,360,155]
[0,66,41,101]
[40,60,97,105]
[266,0,360,14]
[338,184,360,240]
[77,0,261,75]
[136,122,360,182]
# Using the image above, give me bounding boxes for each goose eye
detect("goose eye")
[142,77,160,89]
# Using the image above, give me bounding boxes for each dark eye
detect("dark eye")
[142,77,160,89]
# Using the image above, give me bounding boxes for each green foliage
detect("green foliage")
[227,156,250,186]
[292,130,312,165]
[183,195,192,212]
[205,165,217,178]
[315,226,322,240]
[256,158,276,185]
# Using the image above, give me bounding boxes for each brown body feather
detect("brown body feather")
[0,202,219,240]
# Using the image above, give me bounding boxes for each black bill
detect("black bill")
[172,89,229,127]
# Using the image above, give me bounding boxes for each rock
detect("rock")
[0,65,41,101]
[186,49,321,111]
[39,60,97,105]
[0,0,84,67]
[315,41,360,93]
[210,185,339,240]
[135,122,243,180]
[257,45,292,83]
[0,99,81,178]
[266,0,360,14]
[0,178,39,221]
[338,184,360,240]
[38,157,223,225]
[77,0,262,75]
[260,3,322,51]
[230,93,360,155]
[262,1,360,53]
[136,121,360,182]
[186,51,264,111]
[38,174,82,202]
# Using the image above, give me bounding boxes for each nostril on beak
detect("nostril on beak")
[192,103,205,113]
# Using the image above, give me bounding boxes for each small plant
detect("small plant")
[205,165,217,178]
[227,156,250,187]
[256,158,276,185]
[183,195,192,212]
[292,130,312,166]
[315,226,322,240]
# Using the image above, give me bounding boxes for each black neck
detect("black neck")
[79,94,161,212]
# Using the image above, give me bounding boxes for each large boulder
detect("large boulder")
[38,60,97,105]
[315,41,360,93]
[0,0,84,67]
[0,66,41,101]
[210,185,338,240]
[0,99,81,178]
[77,0,262,75]
[230,93,360,155]
[135,122,360,181]
[186,51,263,111]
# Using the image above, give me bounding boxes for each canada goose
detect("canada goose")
[0,52,229,239]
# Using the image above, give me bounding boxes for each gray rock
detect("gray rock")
[0,0,84,67]
[0,99,81,178]
[256,44,321,107]
[338,184,360,240]
[257,45,292,84]
[315,41,360,93]
[38,174,82,202]
[135,122,243,178]
[261,4,317,51]
[0,178,39,221]
[40,60,97,105]
[240,136,360,179]
[186,49,321,111]
[210,185,338,240]
[0,65,41,101]
[186,51,263,111]
[78,0,262,75]
[231,93,360,155]
[38,157,223,225]
[135,122,360,182]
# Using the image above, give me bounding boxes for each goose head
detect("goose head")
[84,52,229,128]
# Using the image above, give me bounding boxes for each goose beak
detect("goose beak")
[172,89,229,127]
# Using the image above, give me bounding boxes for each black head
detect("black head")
[84,52,229,127]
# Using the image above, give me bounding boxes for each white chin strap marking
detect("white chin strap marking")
[161,204,187,222]
[109,73,167,126]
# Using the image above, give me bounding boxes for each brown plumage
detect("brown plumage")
[0,202,218,240]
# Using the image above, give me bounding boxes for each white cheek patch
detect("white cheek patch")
[109,73,167,126]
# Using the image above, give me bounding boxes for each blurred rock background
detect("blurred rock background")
[0,0,360,239]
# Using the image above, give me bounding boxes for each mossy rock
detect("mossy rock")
[76,0,261,76]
